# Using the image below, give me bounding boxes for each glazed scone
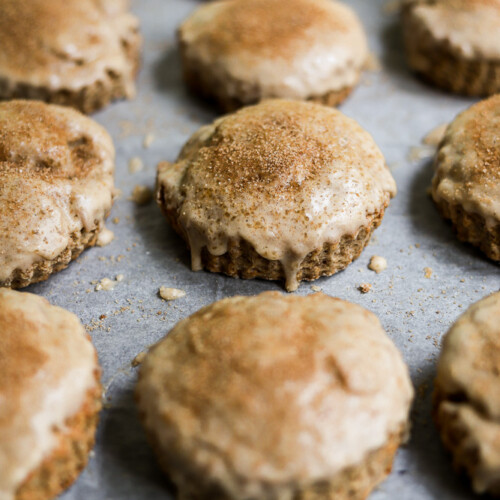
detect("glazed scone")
[434,291,500,495]
[431,95,500,260]
[178,0,368,111]
[402,0,500,96]
[0,289,102,500]
[136,292,414,500]
[157,99,396,292]
[0,0,141,113]
[0,100,115,288]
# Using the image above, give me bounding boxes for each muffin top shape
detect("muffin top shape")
[0,0,139,93]
[432,95,500,226]
[137,292,413,498]
[137,292,414,499]
[179,0,368,99]
[0,100,115,285]
[157,99,396,290]
[405,0,500,60]
[0,288,100,500]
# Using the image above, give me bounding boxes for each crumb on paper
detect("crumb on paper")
[159,286,186,301]
[368,255,387,274]
[143,133,155,149]
[407,145,435,162]
[311,285,322,292]
[113,188,123,199]
[95,277,117,291]
[116,274,124,282]
[128,156,144,174]
[364,52,381,72]
[132,351,147,367]
[383,0,403,14]
[424,267,433,279]
[96,226,114,247]
[112,217,120,224]
[130,185,153,205]
[358,283,372,294]
[422,123,448,147]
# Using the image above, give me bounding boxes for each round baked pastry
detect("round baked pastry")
[178,0,368,111]
[0,0,141,113]
[402,0,500,96]
[136,292,414,500]
[431,95,499,260]
[434,291,500,495]
[157,99,396,292]
[0,100,115,288]
[0,288,102,500]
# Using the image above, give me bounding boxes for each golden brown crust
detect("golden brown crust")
[0,0,141,113]
[15,380,102,500]
[1,223,103,289]
[182,57,354,111]
[0,100,115,287]
[433,197,500,260]
[136,292,413,499]
[402,3,500,96]
[159,192,387,286]
[178,0,367,111]
[141,427,405,500]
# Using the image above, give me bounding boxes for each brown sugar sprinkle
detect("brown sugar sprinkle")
[192,102,357,204]
[0,101,99,182]
[190,0,348,60]
[459,95,500,187]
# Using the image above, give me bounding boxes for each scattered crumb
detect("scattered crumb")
[422,123,448,147]
[365,52,381,72]
[96,226,114,247]
[358,283,372,294]
[159,286,186,301]
[311,285,322,292]
[112,217,120,224]
[132,351,147,367]
[116,274,124,282]
[113,188,123,199]
[130,185,153,205]
[128,157,144,174]
[407,145,435,162]
[424,267,433,279]
[368,255,387,274]
[95,278,117,291]
[143,133,155,149]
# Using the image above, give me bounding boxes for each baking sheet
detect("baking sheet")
[26,0,499,498]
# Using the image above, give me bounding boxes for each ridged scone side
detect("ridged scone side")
[157,99,396,291]
[434,292,500,495]
[402,0,500,96]
[431,95,500,260]
[178,0,367,111]
[0,289,102,500]
[0,0,141,113]
[0,100,115,288]
[136,292,414,500]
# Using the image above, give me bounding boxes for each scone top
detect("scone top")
[405,0,500,59]
[136,292,414,499]
[157,99,396,291]
[0,100,115,287]
[432,95,500,226]
[179,0,368,102]
[0,0,140,111]
[0,289,99,500]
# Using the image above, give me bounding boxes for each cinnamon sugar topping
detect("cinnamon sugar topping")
[157,99,396,291]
